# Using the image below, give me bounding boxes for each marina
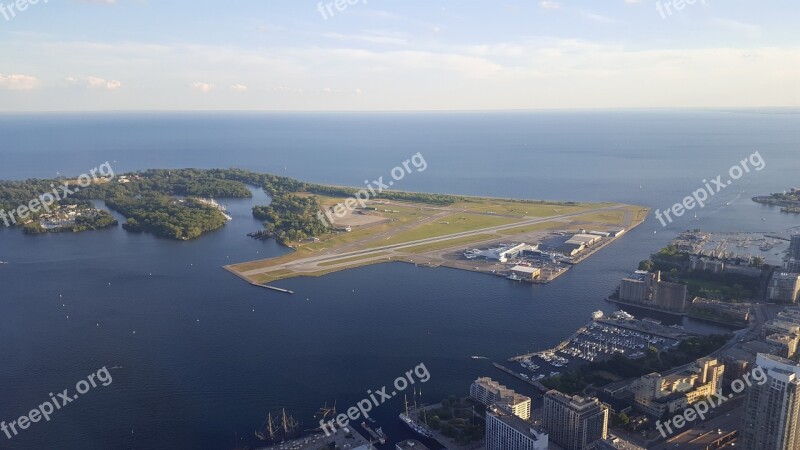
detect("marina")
[505,310,690,386]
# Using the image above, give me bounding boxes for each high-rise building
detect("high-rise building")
[741,353,800,450]
[542,391,609,450]
[470,377,531,420]
[485,405,549,450]
[767,273,800,304]
[789,235,800,261]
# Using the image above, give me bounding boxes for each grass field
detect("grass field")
[378,214,521,246]
[497,221,562,236]
[226,192,649,285]
[403,234,498,254]
[457,199,609,217]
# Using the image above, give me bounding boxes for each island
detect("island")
[1,169,649,283]
[226,189,649,286]
[753,187,800,214]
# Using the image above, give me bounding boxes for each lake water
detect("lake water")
[0,110,798,449]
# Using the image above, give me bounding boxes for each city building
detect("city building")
[765,332,800,359]
[721,356,751,388]
[509,265,541,281]
[740,353,800,450]
[477,243,535,263]
[396,439,430,450]
[617,271,687,312]
[629,357,724,417]
[610,228,626,237]
[595,436,646,450]
[542,391,609,450]
[777,308,800,324]
[653,279,688,312]
[690,256,725,273]
[690,297,751,324]
[764,319,800,337]
[564,234,600,255]
[485,405,549,450]
[619,271,655,303]
[784,258,800,274]
[789,234,800,261]
[768,273,800,304]
[470,377,531,420]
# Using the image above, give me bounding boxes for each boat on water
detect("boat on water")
[255,409,300,442]
[361,421,386,445]
[399,393,434,439]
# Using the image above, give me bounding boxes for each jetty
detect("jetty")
[258,284,294,294]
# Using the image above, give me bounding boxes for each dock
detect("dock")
[492,362,549,394]
[255,428,375,450]
[509,326,587,362]
[359,422,385,444]
[595,318,697,340]
[257,284,295,294]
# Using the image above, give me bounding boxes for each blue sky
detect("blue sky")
[0,0,798,111]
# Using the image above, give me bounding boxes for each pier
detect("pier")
[509,326,587,362]
[492,362,550,394]
[595,318,697,340]
[257,284,295,294]
[255,428,375,450]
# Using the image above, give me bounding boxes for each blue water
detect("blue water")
[0,110,798,449]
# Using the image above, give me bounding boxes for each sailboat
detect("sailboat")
[255,409,301,442]
[399,391,433,438]
[255,412,277,441]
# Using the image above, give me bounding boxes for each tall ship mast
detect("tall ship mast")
[254,409,301,442]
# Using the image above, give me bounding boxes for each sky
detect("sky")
[0,0,798,111]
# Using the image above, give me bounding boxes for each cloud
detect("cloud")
[0,73,39,90]
[191,81,214,93]
[538,1,561,9]
[230,83,248,92]
[87,76,122,90]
